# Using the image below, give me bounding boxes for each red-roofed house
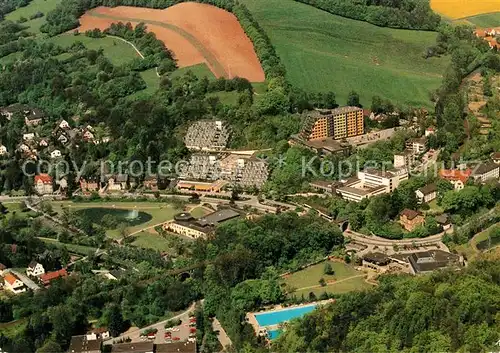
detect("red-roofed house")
[40,269,67,286]
[439,169,472,190]
[4,273,26,294]
[34,174,53,195]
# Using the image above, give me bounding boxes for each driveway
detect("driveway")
[10,270,40,291]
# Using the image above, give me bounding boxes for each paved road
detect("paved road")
[105,302,197,344]
[344,228,448,247]
[212,317,232,351]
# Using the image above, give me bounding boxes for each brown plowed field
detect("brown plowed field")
[77,2,265,82]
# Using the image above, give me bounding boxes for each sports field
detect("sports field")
[5,0,61,34]
[430,0,500,20]
[240,0,448,107]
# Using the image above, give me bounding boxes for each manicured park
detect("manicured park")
[240,0,449,107]
[283,260,373,298]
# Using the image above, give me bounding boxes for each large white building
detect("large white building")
[337,167,408,202]
[4,273,27,294]
[26,261,45,277]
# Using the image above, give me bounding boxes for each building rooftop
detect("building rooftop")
[156,342,196,353]
[4,273,19,285]
[184,120,230,151]
[40,268,67,285]
[68,335,102,353]
[408,250,461,274]
[110,342,154,353]
[199,208,241,225]
[417,183,437,196]
[400,209,423,220]
[472,162,499,176]
[439,169,472,183]
[363,252,390,266]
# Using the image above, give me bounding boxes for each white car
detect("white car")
[171,328,180,332]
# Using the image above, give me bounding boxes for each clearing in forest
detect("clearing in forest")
[78,3,265,82]
[430,0,500,20]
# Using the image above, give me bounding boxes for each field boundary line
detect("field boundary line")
[293,274,366,292]
[87,10,227,78]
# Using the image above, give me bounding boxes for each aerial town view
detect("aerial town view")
[0,0,499,352]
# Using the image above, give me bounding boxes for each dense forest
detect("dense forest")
[274,260,500,352]
[293,0,441,30]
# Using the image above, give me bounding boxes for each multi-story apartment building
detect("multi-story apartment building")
[303,107,364,141]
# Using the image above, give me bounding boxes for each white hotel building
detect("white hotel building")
[337,167,408,202]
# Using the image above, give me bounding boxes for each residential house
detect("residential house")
[23,133,35,142]
[68,334,102,353]
[399,209,425,231]
[34,174,53,195]
[82,129,94,142]
[3,273,27,294]
[407,250,462,275]
[57,177,68,192]
[80,178,99,194]
[59,119,70,130]
[1,104,44,125]
[38,139,49,148]
[406,137,427,154]
[144,175,158,191]
[471,163,499,183]
[91,328,110,340]
[439,169,472,190]
[50,149,62,159]
[0,145,7,156]
[425,127,436,137]
[18,143,30,153]
[491,152,500,164]
[435,214,452,231]
[393,149,415,169]
[40,268,67,286]
[107,174,128,192]
[26,261,45,277]
[415,183,437,204]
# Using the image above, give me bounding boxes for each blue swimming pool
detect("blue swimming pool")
[255,304,317,327]
[267,329,282,340]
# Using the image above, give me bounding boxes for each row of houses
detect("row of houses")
[69,336,195,353]
[0,262,67,294]
[475,27,500,50]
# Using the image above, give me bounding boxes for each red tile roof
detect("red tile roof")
[439,169,471,184]
[35,174,52,184]
[4,273,19,285]
[40,268,67,285]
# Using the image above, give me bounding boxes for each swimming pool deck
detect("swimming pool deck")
[247,299,334,339]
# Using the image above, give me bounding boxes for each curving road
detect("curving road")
[344,228,449,247]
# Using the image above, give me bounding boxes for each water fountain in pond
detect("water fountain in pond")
[125,209,139,221]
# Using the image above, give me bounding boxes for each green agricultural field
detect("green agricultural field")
[46,34,142,66]
[283,260,372,297]
[5,0,61,34]
[40,237,98,256]
[170,63,216,80]
[128,68,160,99]
[465,12,500,28]
[240,0,449,107]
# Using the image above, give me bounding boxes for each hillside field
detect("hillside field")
[240,0,448,107]
[5,0,61,33]
[465,12,500,27]
[430,0,500,20]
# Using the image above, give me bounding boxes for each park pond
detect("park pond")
[74,207,153,228]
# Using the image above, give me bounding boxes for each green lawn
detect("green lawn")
[465,12,500,28]
[0,52,21,65]
[41,238,98,256]
[46,34,142,66]
[207,91,241,106]
[52,201,181,239]
[170,63,216,80]
[5,0,61,34]
[0,319,28,339]
[283,261,371,297]
[131,231,172,252]
[240,0,448,107]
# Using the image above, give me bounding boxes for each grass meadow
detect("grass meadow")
[5,0,61,34]
[465,12,500,28]
[283,261,373,298]
[170,63,216,80]
[240,0,449,107]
